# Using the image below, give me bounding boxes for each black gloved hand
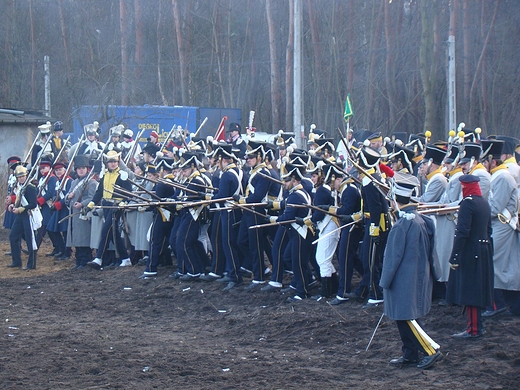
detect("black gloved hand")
[92,209,99,217]
[337,214,353,224]
[371,235,380,245]
[294,217,305,226]
[266,200,274,209]
[232,194,241,202]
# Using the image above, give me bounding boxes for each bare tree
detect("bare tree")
[266,0,282,131]
[285,0,294,133]
[172,0,189,104]
[120,0,129,105]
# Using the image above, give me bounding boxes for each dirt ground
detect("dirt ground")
[0,228,519,389]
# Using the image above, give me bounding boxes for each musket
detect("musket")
[257,171,284,185]
[312,219,359,245]
[23,131,41,165]
[153,123,177,164]
[111,186,151,203]
[225,201,268,219]
[137,174,200,195]
[180,197,233,209]
[37,135,71,197]
[124,129,145,165]
[88,197,230,211]
[53,134,86,203]
[249,219,296,229]
[345,154,390,194]
[129,177,162,200]
[225,201,268,208]
[418,205,459,215]
[287,203,339,218]
[193,117,208,138]
[24,134,53,185]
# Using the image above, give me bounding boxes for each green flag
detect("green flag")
[343,94,354,120]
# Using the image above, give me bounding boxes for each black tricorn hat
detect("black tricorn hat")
[357,146,380,168]
[156,158,175,171]
[391,144,415,171]
[281,163,305,181]
[246,140,266,158]
[276,131,296,148]
[178,152,203,169]
[213,143,238,161]
[324,163,344,183]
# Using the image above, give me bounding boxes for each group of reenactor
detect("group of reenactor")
[4,119,520,366]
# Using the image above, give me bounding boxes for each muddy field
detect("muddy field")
[0,228,519,389]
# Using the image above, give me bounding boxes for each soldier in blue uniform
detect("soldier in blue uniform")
[270,164,313,301]
[175,152,210,280]
[141,160,176,278]
[345,146,390,308]
[4,156,23,232]
[36,159,59,255]
[234,141,272,290]
[47,161,72,261]
[205,144,244,290]
[226,122,247,159]
[329,174,363,305]
[7,166,38,270]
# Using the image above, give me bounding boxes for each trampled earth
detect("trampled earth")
[0,229,519,389]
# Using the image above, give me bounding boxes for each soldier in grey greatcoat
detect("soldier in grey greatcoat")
[481,139,520,317]
[66,155,98,269]
[380,177,442,370]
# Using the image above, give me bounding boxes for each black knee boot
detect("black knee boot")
[329,273,339,298]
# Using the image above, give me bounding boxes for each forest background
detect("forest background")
[1,0,518,142]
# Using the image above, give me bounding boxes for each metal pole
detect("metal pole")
[44,55,51,117]
[293,0,303,149]
[447,35,456,138]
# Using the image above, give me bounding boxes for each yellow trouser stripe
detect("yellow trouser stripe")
[407,320,436,356]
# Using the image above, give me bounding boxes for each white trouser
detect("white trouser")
[315,220,339,277]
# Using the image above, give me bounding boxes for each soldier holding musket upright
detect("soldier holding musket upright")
[36,158,58,254]
[47,161,73,261]
[66,155,97,269]
[7,165,38,270]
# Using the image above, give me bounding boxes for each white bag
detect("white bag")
[29,207,43,230]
